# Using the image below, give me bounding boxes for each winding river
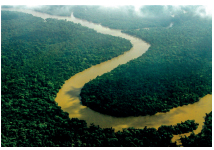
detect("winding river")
[2,8,212,145]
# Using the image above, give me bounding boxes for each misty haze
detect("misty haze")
[1,5,212,147]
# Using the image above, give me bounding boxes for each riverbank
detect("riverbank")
[2,8,212,146]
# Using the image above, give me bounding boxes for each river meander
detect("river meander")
[2,8,212,145]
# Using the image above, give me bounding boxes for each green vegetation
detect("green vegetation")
[1,10,132,146]
[180,112,212,147]
[71,5,206,30]
[11,5,204,30]
[158,120,199,135]
[33,5,75,17]
[1,7,212,147]
[80,14,211,117]
[11,5,170,29]
[72,5,172,29]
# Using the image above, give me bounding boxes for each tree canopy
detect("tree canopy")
[80,14,212,117]
[1,8,212,147]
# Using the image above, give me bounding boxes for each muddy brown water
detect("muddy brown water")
[2,8,212,145]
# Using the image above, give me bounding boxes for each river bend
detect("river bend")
[2,8,212,145]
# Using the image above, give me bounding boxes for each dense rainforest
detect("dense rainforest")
[1,10,131,146]
[1,6,212,147]
[80,13,212,117]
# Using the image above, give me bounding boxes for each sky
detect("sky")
[1,0,212,17]
[1,0,214,5]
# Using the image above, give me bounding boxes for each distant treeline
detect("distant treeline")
[72,5,211,30]
[25,5,209,30]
